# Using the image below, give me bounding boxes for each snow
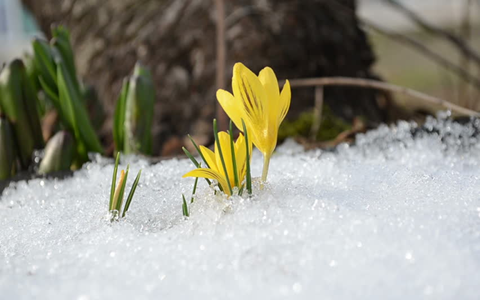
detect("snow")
[1,115,480,299]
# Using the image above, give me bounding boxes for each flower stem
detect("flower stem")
[261,153,271,182]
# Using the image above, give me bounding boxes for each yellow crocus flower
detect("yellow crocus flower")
[216,63,291,182]
[183,131,252,196]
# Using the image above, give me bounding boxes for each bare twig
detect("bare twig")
[383,0,480,68]
[361,19,480,91]
[215,0,228,131]
[284,77,480,117]
[322,0,480,98]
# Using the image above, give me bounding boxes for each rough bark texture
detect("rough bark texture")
[22,0,388,155]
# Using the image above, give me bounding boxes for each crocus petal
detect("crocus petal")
[232,63,276,155]
[232,63,267,128]
[258,67,280,115]
[199,145,217,171]
[215,131,235,185]
[216,89,244,131]
[278,80,291,125]
[233,133,248,181]
[183,168,231,196]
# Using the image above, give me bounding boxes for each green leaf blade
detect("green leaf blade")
[122,169,142,217]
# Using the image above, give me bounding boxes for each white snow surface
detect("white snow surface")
[1,116,480,300]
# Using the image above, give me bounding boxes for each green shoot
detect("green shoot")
[108,152,142,220]
[191,176,199,203]
[122,169,142,217]
[229,121,239,187]
[182,146,212,186]
[187,134,211,168]
[242,119,252,195]
[113,78,129,152]
[182,172,199,217]
[182,194,189,217]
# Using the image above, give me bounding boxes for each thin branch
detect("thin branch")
[361,19,480,91]
[459,0,473,108]
[284,77,480,117]
[215,0,228,131]
[383,0,480,68]
[321,0,480,95]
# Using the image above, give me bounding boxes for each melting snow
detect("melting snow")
[1,115,480,299]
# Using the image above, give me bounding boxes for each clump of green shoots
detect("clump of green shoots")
[108,152,142,221]
[0,25,157,181]
[0,59,44,175]
[33,26,103,167]
[113,62,155,155]
[0,116,17,180]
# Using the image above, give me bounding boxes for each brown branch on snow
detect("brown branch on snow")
[283,77,480,117]
[383,0,480,69]
[361,19,480,92]
[215,0,228,131]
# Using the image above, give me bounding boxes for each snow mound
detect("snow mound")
[1,116,480,299]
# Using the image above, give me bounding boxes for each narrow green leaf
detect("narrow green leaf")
[109,152,120,211]
[113,78,129,152]
[0,60,35,169]
[20,64,44,149]
[0,118,17,180]
[229,121,239,188]
[123,63,155,155]
[242,119,252,195]
[32,38,57,91]
[38,76,60,105]
[52,27,79,93]
[183,146,212,186]
[191,176,199,203]
[238,185,245,196]
[56,59,84,159]
[187,134,211,168]
[182,194,189,217]
[183,146,201,168]
[122,169,142,217]
[213,119,232,195]
[56,59,103,155]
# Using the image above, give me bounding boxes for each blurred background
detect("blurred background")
[1,0,480,157]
